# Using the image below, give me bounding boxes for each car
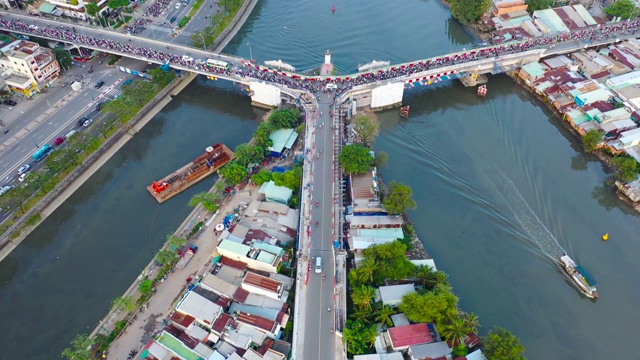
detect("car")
[94,80,105,89]
[3,99,17,106]
[0,185,12,196]
[83,118,93,127]
[17,164,30,175]
[77,117,89,127]
[315,257,322,273]
[18,173,29,182]
[54,137,65,146]
[122,79,133,87]
[170,16,177,23]
[175,2,181,9]
[95,101,107,111]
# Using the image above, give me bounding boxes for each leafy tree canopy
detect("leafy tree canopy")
[399,284,459,325]
[272,165,302,191]
[61,334,94,360]
[251,169,273,185]
[108,0,129,9]
[111,295,136,312]
[54,48,72,70]
[374,150,388,169]
[191,25,217,48]
[148,68,175,87]
[482,327,526,360]
[339,144,374,175]
[362,240,416,284]
[219,161,248,186]
[354,115,379,146]
[604,0,639,19]
[525,0,552,12]
[343,320,377,356]
[450,0,491,23]
[138,278,153,296]
[85,2,100,16]
[611,155,639,182]
[383,181,417,215]
[234,143,265,167]
[253,122,274,149]
[268,108,301,129]
[582,129,602,153]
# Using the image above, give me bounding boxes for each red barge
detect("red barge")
[146,143,234,204]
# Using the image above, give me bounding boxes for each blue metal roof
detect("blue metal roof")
[575,265,597,287]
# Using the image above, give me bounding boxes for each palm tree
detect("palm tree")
[414,264,433,288]
[155,249,176,266]
[463,312,480,334]
[440,316,470,346]
[188,191,220,212]
[356,258,377,284]
[427,270,450,289]
[374,305,396,328]
[166,234,187,251]
[351,285,377,311]
[111,295,136,313]
[350,307,373,324]
[61,333,94,360]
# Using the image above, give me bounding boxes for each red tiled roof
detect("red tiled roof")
[591,101,615,113]
[246,229,270,242]
[234,287,250,303]
[212,313,232,334]
[388,323,433,348]
[237,312,277,332]
[276,311,285,324]
[164,324,182,338]
[178,332,200,349]
[464,333,481,348]
[216,296,231,309]
[257,338,275,355]
[243,272,282,294]
[591,70,611,79]
[220,256,248,270]
[610,49,635,69]
[170,312,195,329]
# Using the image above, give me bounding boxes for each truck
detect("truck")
[175,245,197,269]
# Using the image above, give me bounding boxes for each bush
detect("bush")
[178,16,191,28]
[107,54,121,66]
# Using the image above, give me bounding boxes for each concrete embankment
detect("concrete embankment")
[0,73,198,263]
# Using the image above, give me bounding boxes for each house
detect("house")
[575,89,614,107]
[378,284,416,307]
[235,311,281,339]
[200,272,239,298]
[456,349,488,360]
[353,353,404,360]
[387,323,436,351]
[268,128,298,157]
[241,272,285,300]
[408,341,452,360]
[258,181,293,205]
[350,168,383,214]
[606,71,640,90]
[492,0,528,16]
[216,239,284,273]
[175,291,223,327]
[518,62,546,84]
[347,215,403,229]
[0,40,60,97]
[618,127,640,147]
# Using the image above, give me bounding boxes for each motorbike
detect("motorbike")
[316,201,319,207]
[315,221,319,227]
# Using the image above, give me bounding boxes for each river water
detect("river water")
[1,0,639,359]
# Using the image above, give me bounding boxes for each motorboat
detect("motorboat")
[558,254,598,299]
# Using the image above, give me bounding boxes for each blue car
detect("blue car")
[122,79,133,87]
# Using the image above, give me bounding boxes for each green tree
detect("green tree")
[188,191,220,212]
[374,305,396,327]
[108,0,129,9]
[374,150,388,169]
[85,1,100,16]
[354,258,377,284]
[464,312,480,334]
[611,155,639,182]
[525,0,552,12]
[138,278,153,296]
[362,240,416,283]
[415,264,433,288]
[343,320,377,355]
[251,169,273,185]
[450,0,491,23]
[272,165,302,191]
[452,343,469,357]
[427,270,450,290]
[219,161,248,186]
[61,333,94,360]
[440,316,471,346]
[383,181,417,215]
[219,0,242,13]
[155,249,176,266]
[604,0,639,19]
[234,143,265,167]
[268,108,301,129]
[354,115,378,146]
[111,295,136,312]
[54,48,72,70]
[399,284,459,324]
[148,68,175,87]
[339,144,374,175]
[350,307,373,324]
[351,285,377,311]
[0,185,30,214]
[582,129,602,153]
[253,122,274,149]
[190,25,217,48]
[165,233,187,251]
[483,327,526,360]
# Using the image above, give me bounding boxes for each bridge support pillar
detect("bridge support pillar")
[459,73,488,87]
[249,82,282,109]
[370,82,404,111]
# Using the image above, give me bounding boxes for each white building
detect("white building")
[175,291,223,327]
[0,40,60,97]
[378,284,416,307]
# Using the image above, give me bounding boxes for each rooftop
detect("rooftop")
[268,128,298,154]
[176,291,222,325]
[408,341,452,359]
[388,323,434,348]
[348,215,404,228]
[351,171,378,200]
[243,272,283,294]
[258,181,293,204]
[353,353,404,360]
[378,284,416,305]
[157,331,202,360]
[218,239,251,256]
[236,311,278,333]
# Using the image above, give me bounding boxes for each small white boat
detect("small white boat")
[558,254,598,299]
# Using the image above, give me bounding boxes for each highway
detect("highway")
[302,94,337,360]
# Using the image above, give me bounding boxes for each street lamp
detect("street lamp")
[31,134,39,149]
[247,42,253,62]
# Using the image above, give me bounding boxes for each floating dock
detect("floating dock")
[146,143,234,204]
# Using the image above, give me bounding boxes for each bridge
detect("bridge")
[1,12,639,111]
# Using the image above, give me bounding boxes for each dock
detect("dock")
[146,143,234,203]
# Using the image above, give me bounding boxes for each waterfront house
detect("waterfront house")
[176,291,223,328]
[519,62,547,84]
[258,180,293,205]
[241,272,285,300]
[347,214,403,229]
[408,341,452,360]
[618,127,640,148]
[349,227,404,253]
[216,239,284,273]
[492,0,527,16]
[267,128,298,157]
[575,88,614,107]
[377,284,416,307]
[350,168,383,215]
[386,323,437,351]
[354,353,404,360]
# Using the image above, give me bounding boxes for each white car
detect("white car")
[17,164,31,175]
[175,2,181,9]
[83,118,93,127]
[18,173,29,182]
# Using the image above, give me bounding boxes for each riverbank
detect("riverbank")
[0,73,197,263]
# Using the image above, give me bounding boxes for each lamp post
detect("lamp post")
[247,42,253,62]
[31,134,39,149]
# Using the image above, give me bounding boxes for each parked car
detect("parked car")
[18,173,29,182]
[3,99,16,106]
[77,117,89,127]
[54,137,65,146]
[122,79,133,87]
[83,118,93,127]
[170,16,177,23]
[17,164,30,175]
[94,80,105,89]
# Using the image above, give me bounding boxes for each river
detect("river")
[1,0,639,359]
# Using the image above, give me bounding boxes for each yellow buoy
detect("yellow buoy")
[602,233,609,241]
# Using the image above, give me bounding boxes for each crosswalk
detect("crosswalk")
[102,87,123,98]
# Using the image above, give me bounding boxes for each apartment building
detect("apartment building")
[0,40,60,97]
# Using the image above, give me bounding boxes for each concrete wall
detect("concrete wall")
[251,82,282,108]
[371,82,404,110]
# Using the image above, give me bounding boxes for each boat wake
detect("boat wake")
[486,168,566,259]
